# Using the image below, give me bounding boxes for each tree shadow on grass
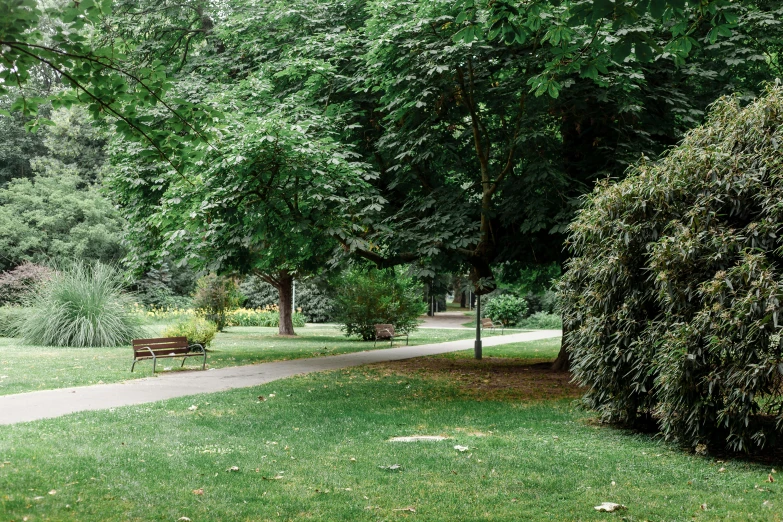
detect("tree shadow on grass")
[371,356,583,402]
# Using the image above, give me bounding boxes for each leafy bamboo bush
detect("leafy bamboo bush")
[162,317,218,347]
[483,294,527,326]
[16,262,145,347]
[559,85,783,452]
[333,268,426,341]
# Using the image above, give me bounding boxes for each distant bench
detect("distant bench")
[374,324,409,348]
[481,317,505,335]
[131,337,207,374]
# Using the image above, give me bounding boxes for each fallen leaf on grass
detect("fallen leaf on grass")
[719,467,726,472]
[700,503,708,511]
[48,490,56,495]
[262,475,284,480]
[258,396,266,402]
[33,496,44,501]
[454,445,469,452]
[177,517,192,522]
[392,507,416,513]
[768,474,775,483]
[594,502,626,512]
[379,464,402,471]
[188,405,198,411]
[192,489,204,496]
[226,466,239,472]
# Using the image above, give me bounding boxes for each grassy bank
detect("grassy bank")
[0,338,778,521]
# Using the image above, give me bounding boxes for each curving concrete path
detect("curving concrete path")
[0,330,561,425]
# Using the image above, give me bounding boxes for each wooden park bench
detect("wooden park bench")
[374,324,409,348]
[131,337,207,374]
[481,317,505,335]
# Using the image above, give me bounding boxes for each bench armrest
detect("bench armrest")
[188,343,205,353]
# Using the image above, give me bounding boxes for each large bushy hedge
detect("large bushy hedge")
[559,85,783,453]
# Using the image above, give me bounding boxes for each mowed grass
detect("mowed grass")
[0,339,779,521]
[0,325,475,396]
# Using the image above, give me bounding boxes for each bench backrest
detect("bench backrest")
[375,324,395,339]
[481,318,494,328]
[133,337,189,356]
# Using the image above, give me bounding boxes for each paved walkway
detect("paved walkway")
[0,330,561,425]
[418,310,473,329]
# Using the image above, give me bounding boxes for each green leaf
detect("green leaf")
[452,25,474,44]
[649,0,667,18]
[612,38,633,62]
[635,42,654,62]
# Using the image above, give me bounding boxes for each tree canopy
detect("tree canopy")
[1,0,781,301]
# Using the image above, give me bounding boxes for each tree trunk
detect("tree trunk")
[272,271,296,336]
[452,277,464,304]
[551,343,569,372]
[551,315,569,371]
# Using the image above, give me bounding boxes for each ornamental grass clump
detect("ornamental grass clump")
[17,262,145,347]
[559,84,783,453]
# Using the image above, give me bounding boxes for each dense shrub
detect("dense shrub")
[521,291,559,316]
[0,306,28,337]
[0,263,52,305]
[225,307,306,328]
[333,268,426,341]
[240,276,335,323]
[483,294,527,326]
[162,317,218,347]
[516,311,562,329]
[192,274,243,331]
[16,262,145,347]
[559,86,783,452]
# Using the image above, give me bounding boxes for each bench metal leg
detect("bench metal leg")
[202,351,207,370]
[181,357,187,368]
[131,358,137,372]
[152,354,157,374]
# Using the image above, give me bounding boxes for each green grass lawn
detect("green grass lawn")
[0,338,779,521]
[0,325,475,396]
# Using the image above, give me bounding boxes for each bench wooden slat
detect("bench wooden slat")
[134,351,203,359]
[133,337,187,346]
[133,342,189,350]
[135,347,191,355]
